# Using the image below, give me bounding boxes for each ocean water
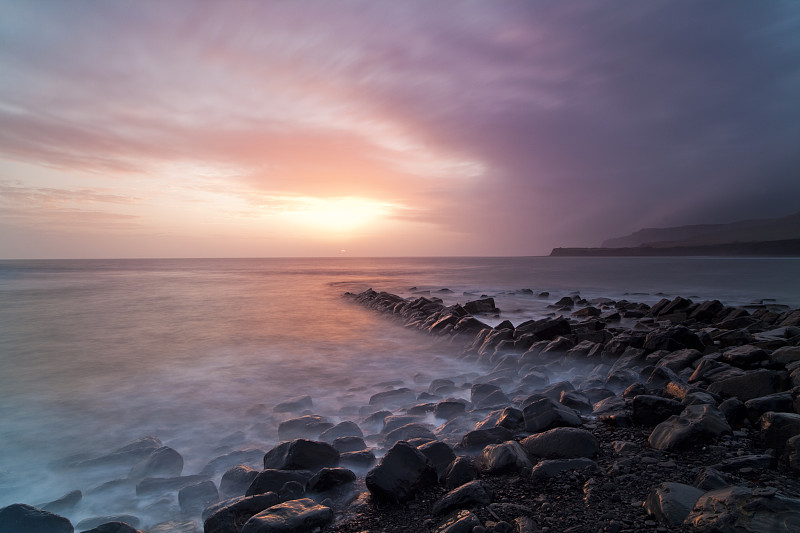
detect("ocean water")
[0,256,798,526]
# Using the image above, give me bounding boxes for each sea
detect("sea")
[1,256,798,527]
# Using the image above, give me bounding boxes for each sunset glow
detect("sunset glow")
[1,1,798,258]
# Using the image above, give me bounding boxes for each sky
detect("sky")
[1,1,799,258]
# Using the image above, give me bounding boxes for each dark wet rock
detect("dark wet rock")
[80,523,141,533]
[605,368,640,389]
[689,358,745,384]
[646,366,683,389]
[75,436,162,468]
[365,441,437,502]
[693,467,729,491]
[721,345,768,368]
[712,454,774,472]
[434,401,466,420]
[787,434,800,472]
[592,396,632,426]
[770,346,800,366]
[760,411,800,452]
[690,300,725,322]
[516,317,571,341]
[541,336,575,355]
[362,410,391,433]
[632,395,685,425]
[644,482,704,527]
[432,480,493,515]
[76,516,140,530]
[719,397,747,426]
[0,503,73,533]
[332,436,367,453]
[540,380,575,401]
[277,415,334,441]
[381,415,419,433]
[278,480,305,502]
[522,398,582,433]
[339,450,377,470]
[319,421,363,442]
[744,392,794,423]
[622,383,649,399]
[707,369,785,401]
[273,395,313,413]
[240,498,333,533]
[656,349,703,372]
[648,404,731,450]
[129,446,183,480]
[644,325,704,352]
[685,485,800,532]
[245,469,313,497]
[530,458,599,481]
[263,439,339,471]
[496,406,524,430]
[136,475,209,496]
[418,440,456,476]
[475,441,532,474]
[521,427,599,458]
[307,467,356,493]
[383,423,436,447]
[203,493,281,533]
[178,480,219,515]
[41,489,82,514]
[464,298,499,314]
[437,510,481,533]
[470,383,509,408]
[220,465,259,497]
[458,427,514,451]
[441,456,478,490]
[202,449,265,476]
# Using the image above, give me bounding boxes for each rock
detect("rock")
[516,317,571,341]
[178,480,219,515]
[331,436,367,453]
[632,395,685,426]
[319,421,363,442]
[76,436,162,468]
[220,465,260,497]
[263,439,339,471]
[474,441,532,474]
[693,467,729,491]
[648,404,731,451]
[381,415,419,433]
[245,469,313,497]
[787,434,800,472]
[0,504,74,533]
[464,298,498,314]
[497,406,524,429]
[307,467,356,493]
[75,516,139,530]
[559,390,593,413]
[136,475,209,496]
[471,383,510,408]
[277,415,333,441]
[365,441,437,502]
[41,489,82,514]
[721,345,768,368]
[129,446,183,480]
[458,427,514,451]
[521,427,599,458]
[744,392,794,423]
[712,454,774,472]
[522,398,582,433]
[273,395,313,413]
[685,485,800,532]
[437,510,481,533]
[240,498,332,533]
[707,369,785,401]
[657,348,703,373]
[80,523,141,533]
[441,456,478,490]
[770,346,800,366]
[418,440,456,475]
[760,411,800,452]
[149,521,199,533]
[339,450,376,470]
[644,326,704,352]
[383,423,436,447]
[592,395,632,426]
[434,401,467,420]
[432,480,493,515]
[719,397,747,426]
[202,449,265,475]
[529,458,599,481]
[278,481,304,502]
[644,482,704,527]
[689,358,745,384]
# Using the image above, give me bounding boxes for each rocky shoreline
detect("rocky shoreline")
[3,288,800,532]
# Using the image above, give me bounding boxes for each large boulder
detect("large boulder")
[221,465,260,497]
[418,441,456,476]
[178,480,219,515]
[383,423,436,447]
[129,446,183,479]
[685,486,800,532]
[632,395,685,426]
[319,421,363,442]
[458,427,514,451]
[365,441,437,502]
[522,398,582,433]
[263,439,339,471]
[203,493,281,533]
[645,482,704,527]
[648,404,731,451]
[644,326,704,352]
[464,298,499,314]
[306,467,356,493]
[760,411,800,452]
[42,490,82,514]
[245,470,313,497]
[474,441,532,474]
[431,480,493,515]
[240,498,333,533]
[0,504,74,533]
[520,427,599,459]
[441,457,478,490]
[75,436,162,468]
[277,415,333,441]
[707,369,785,401]
[657,349,703,373]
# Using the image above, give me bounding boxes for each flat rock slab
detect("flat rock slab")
[645,482,704,527]
[240,498,333,533]
[685,486,800,532]
[432,480,493,515]
[521,427,599,459]
[648,404,731,451]
[707,369,785,401]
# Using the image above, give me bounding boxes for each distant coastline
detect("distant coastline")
[550,238,800,257]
